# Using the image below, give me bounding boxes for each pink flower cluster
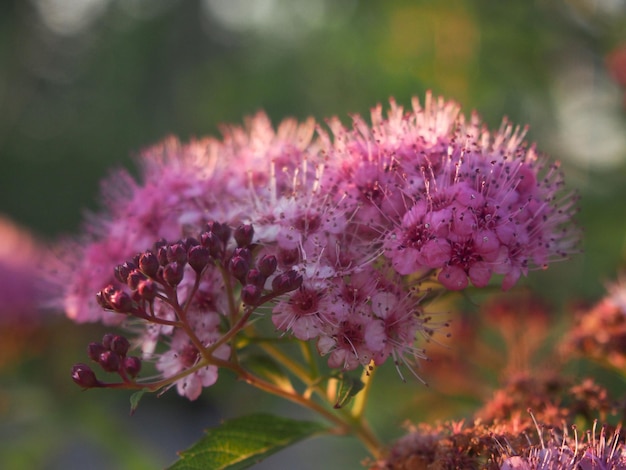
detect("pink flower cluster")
[58,93,578,399]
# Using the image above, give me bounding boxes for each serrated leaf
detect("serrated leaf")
[167,413,328,470]
[129,390,147,415]
[333,374,364,409]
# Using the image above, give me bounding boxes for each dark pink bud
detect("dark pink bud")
[99,350,121,372]
[188,245,211,273]
[127,269,147,291]
[232,247,252,265]
[234,224,254,247]
[131,253,141,266]
[182,237,199,250]
[229,255,250,282]
[96,290,112,309]
[137,279,157,301]
[87,342,107,362]
[157,246,169,266]
[258,254,278,277]
[271,270,303,294]
[123,356,142,378]
[114,261,136,283]
[109,290,133,312]
[246,268,266,287]
[138,252,160,278]
[110,335,130,357]
[206,221,231,244]
[102,333,115,350]
[167,244,188,265]
[163,261,185,287]
[200,231,222,258]
[71,363,101,388]
[241,284,262,305]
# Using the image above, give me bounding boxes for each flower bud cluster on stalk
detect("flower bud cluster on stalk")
[72,222,304,399]
[55,93,579,401]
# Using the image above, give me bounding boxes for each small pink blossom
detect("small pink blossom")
[272,280,338,340]
[157,329,230,401]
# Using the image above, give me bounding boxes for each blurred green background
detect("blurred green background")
[1,0,626,468]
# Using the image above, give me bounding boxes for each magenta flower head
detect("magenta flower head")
[323,93,579,290]
[54,93,579,401]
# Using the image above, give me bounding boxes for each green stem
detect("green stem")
[206,305,254,355]
[258,341,314,386]
[302,340,320,377]
[219,265,239,324]
[347,414,384,460]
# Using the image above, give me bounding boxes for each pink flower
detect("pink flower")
[156,328,230,401]
[330,97,581,290]
[272,279,339,341]
[0,216,49,321]
[317,314,383,370]
[59,93,579,401]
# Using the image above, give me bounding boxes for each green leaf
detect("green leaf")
[167,413,329,470]
[129,390,147,415]
[333,374,364,409]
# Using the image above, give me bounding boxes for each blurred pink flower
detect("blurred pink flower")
[0,216,52,368]
[0,216,48,321]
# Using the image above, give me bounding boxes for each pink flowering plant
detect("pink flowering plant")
[56,93,581,468]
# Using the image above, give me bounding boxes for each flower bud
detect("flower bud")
[157,245,169,266]
[87,342,107,362]
[114,261,136,283]
[241,284,262,305]
[182,237,199,250]
[123,356,142,378]
[229,255,250,283]
[246,268,266,288]
[102,333,115,350]
[271,270,303,294]
[163,261,185,287]
[234,224,254,247]
[131,290,142,303]
[200,231,222,258]
[71,363,101,388]
[232,247,252,265]
[167,243,188,265]
[109,290,133,312]
[96,290,112,309]
[137,279,157,301]
[127,269,147,291]
[138,251,160,278]
[188,245,211,273]
[206,221,231,245]
[110,335,130,357]
[99,350,121,372]
[258,254,278,277]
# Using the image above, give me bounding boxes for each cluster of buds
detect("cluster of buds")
[73,221,305,398]
[95,221,302,318]
[71,333,141,388]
